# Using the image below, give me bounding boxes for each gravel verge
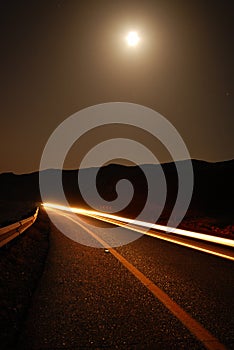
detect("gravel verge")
[0,210,50,350]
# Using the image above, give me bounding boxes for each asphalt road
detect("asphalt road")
[17,209,234,349]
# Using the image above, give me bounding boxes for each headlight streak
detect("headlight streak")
[43,202,234,249]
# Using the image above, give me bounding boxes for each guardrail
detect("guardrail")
[0,207,39,248]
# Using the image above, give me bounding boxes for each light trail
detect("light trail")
[56,211,227,350]
[42,202,234,249]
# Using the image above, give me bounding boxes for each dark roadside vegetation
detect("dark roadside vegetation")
[0,200,39,227]
[0,209,50,350]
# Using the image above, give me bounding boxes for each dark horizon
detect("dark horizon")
[0,157,234,176]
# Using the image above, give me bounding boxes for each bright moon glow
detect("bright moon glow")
[126,31,140,46]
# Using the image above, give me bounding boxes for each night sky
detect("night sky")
[1,0,233,174]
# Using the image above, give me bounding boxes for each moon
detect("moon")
[126,31,140,47]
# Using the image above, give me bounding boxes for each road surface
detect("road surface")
[17,208,234,349]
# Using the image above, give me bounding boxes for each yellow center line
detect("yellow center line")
[61,211,226,350]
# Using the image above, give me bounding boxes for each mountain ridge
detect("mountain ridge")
[0,159,233,222]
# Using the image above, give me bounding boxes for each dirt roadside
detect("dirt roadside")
[0,210,50,350]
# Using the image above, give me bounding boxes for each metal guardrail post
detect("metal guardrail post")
[0,207,39,248]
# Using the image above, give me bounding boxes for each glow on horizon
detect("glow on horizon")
[42,202,234,249]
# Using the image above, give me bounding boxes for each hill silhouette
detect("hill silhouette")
[0,160,233,226]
